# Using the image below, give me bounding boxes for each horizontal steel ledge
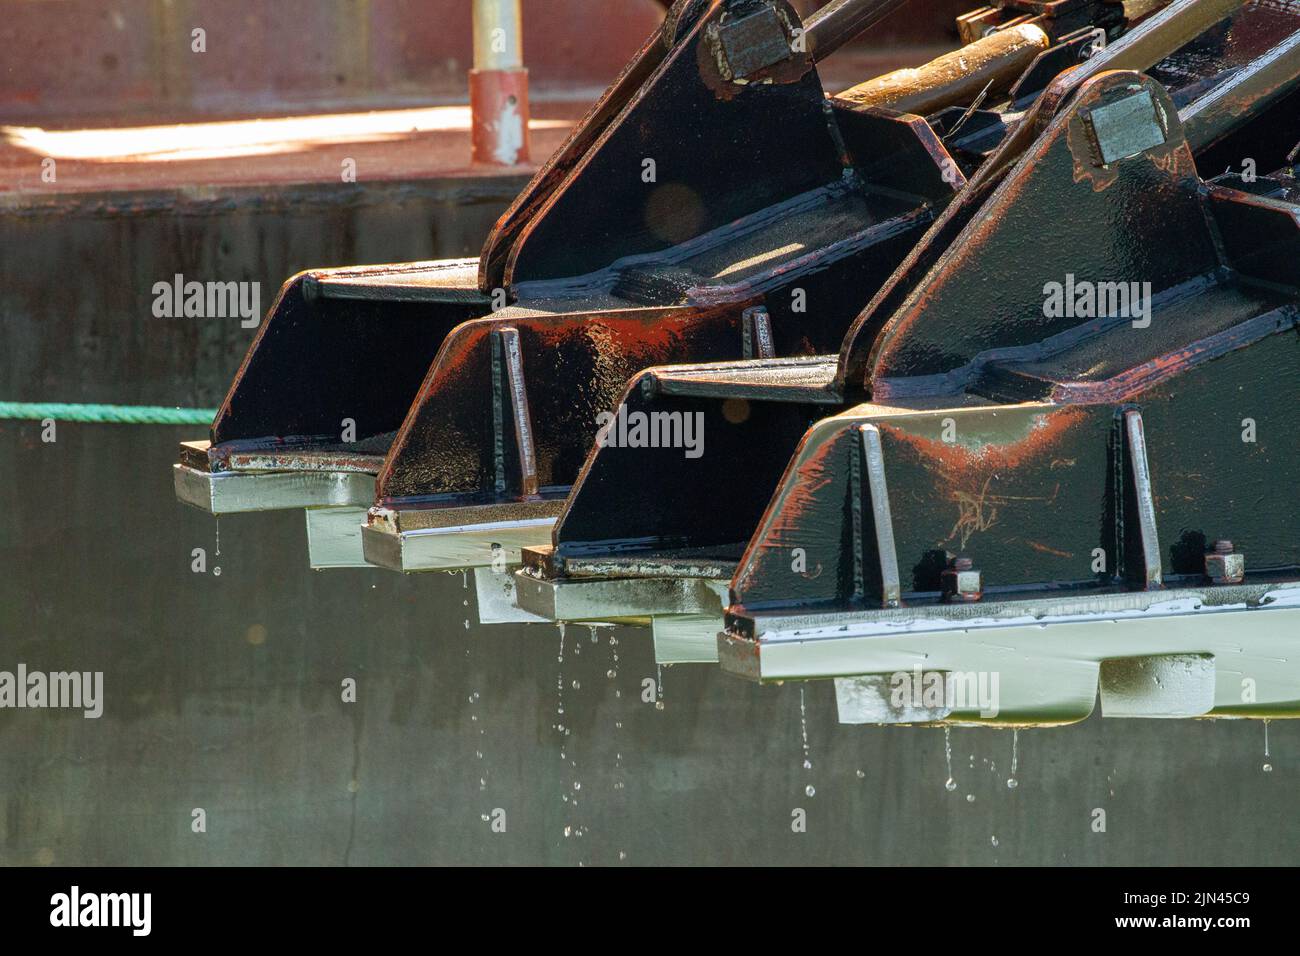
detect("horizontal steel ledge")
[173,464,375,514]
[652,613,723,664]
[362,517,554,572]
[305,507,372,570]
[473,567,550,625]
[512,570,727,623]
[719,585,1300,724]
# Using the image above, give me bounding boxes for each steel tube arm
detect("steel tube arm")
[806,0,913,62]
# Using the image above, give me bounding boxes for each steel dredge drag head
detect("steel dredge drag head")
[170,0,1300,724]
[719,65,1300,726]
[523,1,1300,724]
[174,0,973,574]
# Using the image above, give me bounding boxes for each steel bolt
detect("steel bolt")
[1204,539,1245,585]
[942,555,982,602]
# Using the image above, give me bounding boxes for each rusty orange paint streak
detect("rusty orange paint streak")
[880,406,1087,473]
[1024,539,1074,559]
[944,476,1061,550]
[734,427,844,597]
[880,411,1080,550]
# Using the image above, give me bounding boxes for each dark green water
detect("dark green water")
[0,420,1295,865]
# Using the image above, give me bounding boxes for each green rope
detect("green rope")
[0,402,216,426]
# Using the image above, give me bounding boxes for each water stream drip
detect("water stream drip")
[212,517,222,576]
[609,632,621,692]
[556,625,566,722]
[463,575,486,797]
[944,726,956,792]
[555,625,586,841]
[610,633,626,861]
[1007,729,1019,789]
[1263,719,1273,773]
[799,687,815,797]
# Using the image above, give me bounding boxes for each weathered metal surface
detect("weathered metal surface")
[359,0,974,570]
[1099,654,1217,718]
[174,464,376,516]
[363,502,562,572]
[834,0,1278,393]
[504,1,837,284]
[805,0,916,60]
[473,566,551,624]
[304,507,373,570]
[519,3,1300,717]
[212,266,488,448]
[719,584,1300,722]
[730,350,1300,614]
[651,610,728,662]
[188,1,1014,574]
[515,565,727,620]
[839,23,1050,115]
[718,137,1300,722]
[526,3,1291,635]
[957,0,1129,46]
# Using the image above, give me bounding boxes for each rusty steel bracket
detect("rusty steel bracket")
[369,0,1200,574]
[715,79,1300,719]
[176,0,1167,575]
[359,0,990,572]
[176,0,957,552]
[517,2,1300,677]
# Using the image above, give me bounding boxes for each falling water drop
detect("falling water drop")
[799,687,812,768]
[611,639,625,791]
[1263,719,1273,772]
[798,686,817,799]
[944,726,956,791]
[1006,728,1020,789]
[855,769,865,780]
